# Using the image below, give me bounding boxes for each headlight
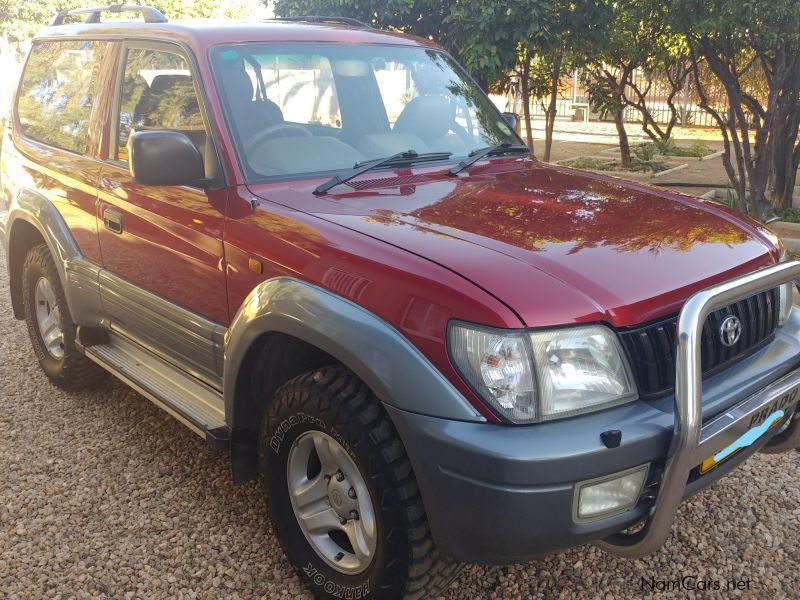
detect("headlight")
[448,324,537,423]
[448,322,637,423]
[529,325,638,420]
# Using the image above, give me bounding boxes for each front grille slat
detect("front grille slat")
[745,295,755,348]
[756,292,765,339]
[632,331,660,392]
[768,289,776,331]
[766,288,777,332]
[701,316,714,367]
[620,288,780,398]
[654,326,675,390]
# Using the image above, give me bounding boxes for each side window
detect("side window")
[17,40,106,154]
[117,47,206,162]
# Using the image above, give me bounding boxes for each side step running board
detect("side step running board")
[82,332,229,448]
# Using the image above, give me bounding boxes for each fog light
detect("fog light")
[575,464,649,521]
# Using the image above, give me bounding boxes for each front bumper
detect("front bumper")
[389,263,800,565]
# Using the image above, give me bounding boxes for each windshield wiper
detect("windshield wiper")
[448,141,530,176]
[314,150,453,196]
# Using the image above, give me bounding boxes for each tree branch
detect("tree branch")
[690,49,746,210]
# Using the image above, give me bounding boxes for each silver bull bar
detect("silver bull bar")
[597,260,800,558]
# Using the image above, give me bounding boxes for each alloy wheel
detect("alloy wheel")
[286,430,377,574]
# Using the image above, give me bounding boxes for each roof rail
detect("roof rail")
[268,15,371,28]
[49,4,168,26]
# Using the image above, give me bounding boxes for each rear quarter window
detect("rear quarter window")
[16,40,106,154]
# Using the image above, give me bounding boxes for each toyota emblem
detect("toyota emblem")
[719,315,742,347]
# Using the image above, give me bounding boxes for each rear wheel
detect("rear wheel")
[21,244,98,388]
[260,365,461,599]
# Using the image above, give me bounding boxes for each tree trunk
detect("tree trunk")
[614,109,631,168]
[768,61,800,212]
[694,36,800,221]
[771,138,800,213]
[520,59,534,152]
[600,66,635,169]
[689,54,747,212]
[662,65,690,142]
[622,66,688,146]
[542,49,563,162]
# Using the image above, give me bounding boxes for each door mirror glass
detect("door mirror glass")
[128,130,206,186]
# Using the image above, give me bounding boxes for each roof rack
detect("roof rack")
[268,15,371,29]
[49,4,168,26]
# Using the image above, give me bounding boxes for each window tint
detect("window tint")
[17,40,106,154]
[117,48,206,162]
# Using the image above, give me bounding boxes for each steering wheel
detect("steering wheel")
[245,123,312,152]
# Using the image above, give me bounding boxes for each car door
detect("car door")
[97,41,228,385]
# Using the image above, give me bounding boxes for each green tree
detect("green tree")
[146,0,232,20]
[0,0,235,41]
[445,0,611,160]
[0,0,82,41]
[583,0,688,168]
[615,1,691,147]
[530,0,611,162]
[445,1,549,148]
[670,0,800,220]
[272,0,468,74]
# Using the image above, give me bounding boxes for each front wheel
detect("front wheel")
[260,365,461,599]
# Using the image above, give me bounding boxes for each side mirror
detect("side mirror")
[501,112,519,133]
[128,130,207,187]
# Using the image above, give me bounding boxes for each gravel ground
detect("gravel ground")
[1,250,798,600]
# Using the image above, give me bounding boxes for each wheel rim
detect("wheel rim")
[34,277,64,359]
[287,430,377,575]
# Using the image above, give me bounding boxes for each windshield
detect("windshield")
[209,43,522,182]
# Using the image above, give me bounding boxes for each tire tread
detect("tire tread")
[263,365,462,599]
[21,244,101,389]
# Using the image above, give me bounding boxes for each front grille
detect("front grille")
[619,288,781,398]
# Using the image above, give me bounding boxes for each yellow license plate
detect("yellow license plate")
[700,408,787,474]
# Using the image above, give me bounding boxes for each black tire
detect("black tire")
[21,244,98,388]
[260,365,462,599]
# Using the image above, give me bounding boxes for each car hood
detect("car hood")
[249,160,778,328]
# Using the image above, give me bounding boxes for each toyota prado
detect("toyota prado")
[1,6,799,599]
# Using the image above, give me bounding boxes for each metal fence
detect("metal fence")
[510,65,730,129]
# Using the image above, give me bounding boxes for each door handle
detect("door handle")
[103,207,123,234]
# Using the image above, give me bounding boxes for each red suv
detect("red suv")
[2,6,799,599]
